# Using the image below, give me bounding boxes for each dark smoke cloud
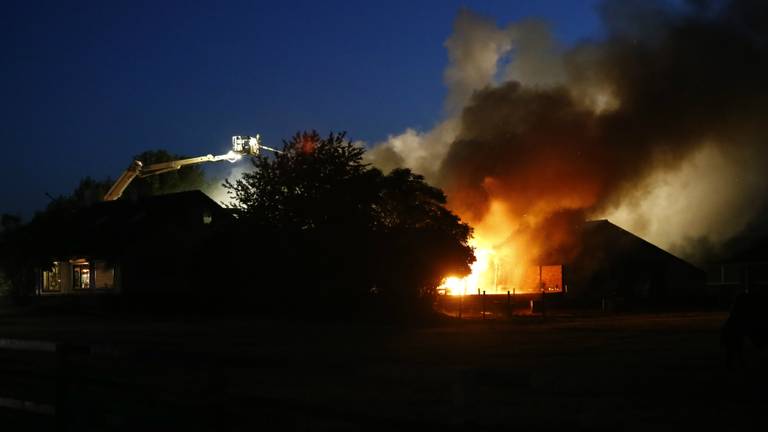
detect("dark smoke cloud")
[369,0,768,261]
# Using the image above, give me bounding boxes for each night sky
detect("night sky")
[1,0,602,217]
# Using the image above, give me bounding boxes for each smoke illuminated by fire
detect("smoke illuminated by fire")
[367,0,768,292]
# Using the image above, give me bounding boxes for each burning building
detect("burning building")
[439,219,704,306]
[367,0,768,304]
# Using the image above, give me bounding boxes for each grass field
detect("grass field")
[0,309,765,431]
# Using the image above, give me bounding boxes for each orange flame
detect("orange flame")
[439,198,566,295]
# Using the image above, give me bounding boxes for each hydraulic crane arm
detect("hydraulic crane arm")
[103,152,243,201]
[104,160,143,202]
[103,135,276,201]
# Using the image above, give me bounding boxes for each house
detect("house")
[34,191,235,301]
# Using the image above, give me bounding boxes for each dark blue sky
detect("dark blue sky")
[1,0,602,217]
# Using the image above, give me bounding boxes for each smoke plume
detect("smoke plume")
[366,0,768,263]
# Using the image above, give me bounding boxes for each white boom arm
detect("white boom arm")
[103,135,276,201]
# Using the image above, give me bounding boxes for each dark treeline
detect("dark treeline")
[0,132,474,321]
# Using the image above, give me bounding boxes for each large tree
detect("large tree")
[226,131,474,315]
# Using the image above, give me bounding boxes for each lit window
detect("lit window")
[73,261,91,290]
[42,262,62,292]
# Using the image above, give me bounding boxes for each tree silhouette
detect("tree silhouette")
[123,149,208,200]
[373,168,474,306]
[42,177,113,215]
[226,131,474,316]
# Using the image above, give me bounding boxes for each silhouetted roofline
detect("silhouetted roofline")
[585,219,702,272]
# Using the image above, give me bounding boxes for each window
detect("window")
[202,210,213,224]
[93,261,115,289]
[42,262,62,292]
[72,261,91,290]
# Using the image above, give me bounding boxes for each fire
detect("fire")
[441,276,466,295]
[440,200,518,296]
[440,246,495,296]
[438,199,566,296]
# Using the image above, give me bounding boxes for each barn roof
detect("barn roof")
[580,220,702,272]
[538,219,702,274]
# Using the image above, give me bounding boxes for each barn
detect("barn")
[553,220,706,305]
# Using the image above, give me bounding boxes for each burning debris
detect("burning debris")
[367,0,768,293]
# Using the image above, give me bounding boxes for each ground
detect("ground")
[0,307,765,431]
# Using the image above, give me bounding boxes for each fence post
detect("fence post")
[507,290,511,318]
[481,291,486,319]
